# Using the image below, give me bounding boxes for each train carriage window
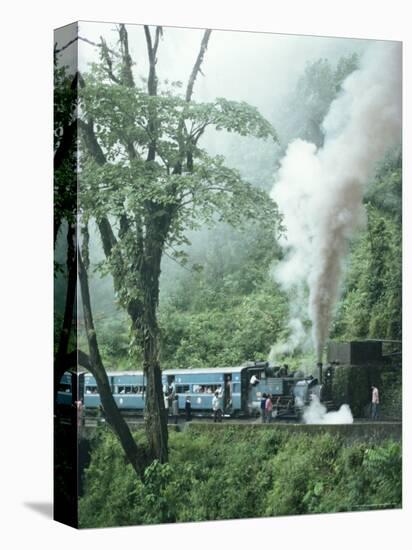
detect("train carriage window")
[232,383,241,394]
[192,384,221,394]
[176,384,190,393]
[85,386,99,394]
[58,382,71,393]
[115,385,145,394]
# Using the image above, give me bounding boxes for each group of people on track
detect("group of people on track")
[163,385,225,423]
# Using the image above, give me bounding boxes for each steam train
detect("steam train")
[56,361,322,419]
[56,340,397,420]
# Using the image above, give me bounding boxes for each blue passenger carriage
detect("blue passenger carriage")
[162,365,248,415]
[83,373,100,409]
[80,361,303,418]
[111,372,146,410]
[56,370,85,408]
[84,371,146,411]
[82,365,253,416]
[57,372,75,407]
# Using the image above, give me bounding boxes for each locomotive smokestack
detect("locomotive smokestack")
[317,362,323,385]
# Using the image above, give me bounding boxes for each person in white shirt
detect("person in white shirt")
[250,374,259,386]
[371,385,380,420]
[212,391,223,423]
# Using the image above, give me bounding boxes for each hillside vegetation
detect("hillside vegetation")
[79,427,401,527]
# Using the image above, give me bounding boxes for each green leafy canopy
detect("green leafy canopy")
[79,66,282,273]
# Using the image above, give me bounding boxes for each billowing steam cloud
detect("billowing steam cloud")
[303,396,353,425]
[271,42,402,360]
[269,317,307,360]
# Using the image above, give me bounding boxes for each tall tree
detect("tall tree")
[79,25,281,462]
[54,37,147,478]
[77,243,147,476]
[53,54,78,396]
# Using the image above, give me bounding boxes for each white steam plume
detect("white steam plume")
[303,395,353,425]
[271,42,401,360]
[269,317,308,360]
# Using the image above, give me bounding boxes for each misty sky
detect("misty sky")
[56,21,374,119]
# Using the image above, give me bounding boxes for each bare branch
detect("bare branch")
[54,35,120,57]
[143,26,160,162]
[153,26,163,58]
[171,29,212,175]
[99,36,121,84]
[118,24,135,88]
[163,250,196,273]
[143,26,158,96]
[78,118,106,166]
[185,29,212,102]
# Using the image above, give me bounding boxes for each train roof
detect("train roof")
[164,366,247,375]
[106,371,144,377]
[85,366,248,378]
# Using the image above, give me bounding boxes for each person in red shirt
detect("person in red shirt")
[265,394,273,423]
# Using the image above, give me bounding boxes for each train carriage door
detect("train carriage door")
[224,374,232,411]
[240,369,250,413]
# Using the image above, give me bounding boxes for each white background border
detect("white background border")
[1,0,410,548]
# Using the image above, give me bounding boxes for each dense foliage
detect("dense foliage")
[332,150,402,341]
[79,427,401,527]
[159,222,288,368]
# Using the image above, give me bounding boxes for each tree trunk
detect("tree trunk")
[54,223,77,402]
[140,213,169,463]
[78,249,147,477]
[143,331,168,463]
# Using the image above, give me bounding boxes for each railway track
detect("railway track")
[75,416,402,446]
[81,415,401,428]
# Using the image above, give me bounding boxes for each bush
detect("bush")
[79,427,401,527]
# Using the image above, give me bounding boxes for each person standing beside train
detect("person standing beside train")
[164,391,169,418]
[260,393,267,423]
[185,396,192,421]
[212,390,223,422]
[265,394,273,423]
[168,380,176,410]
[172,394,179,424]
[371,385,380,420]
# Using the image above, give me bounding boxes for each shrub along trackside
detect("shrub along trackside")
[79,426,402,527]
